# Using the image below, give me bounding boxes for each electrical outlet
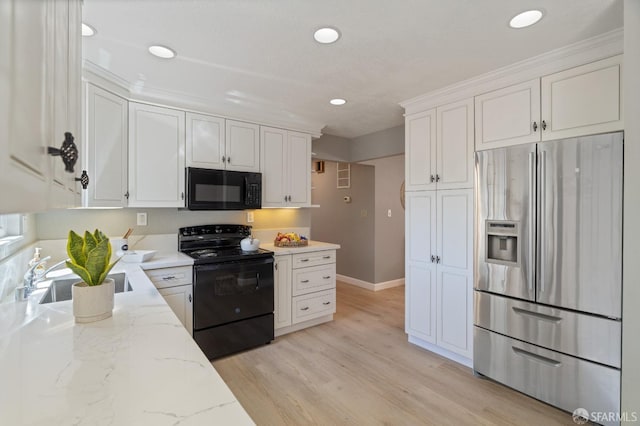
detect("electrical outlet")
[360,209,367,218]
[136,212,147,226]
[247,211,254,223]
[387,209,392,218]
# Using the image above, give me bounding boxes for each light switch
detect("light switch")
[136,212,147,226]
[387,209,392,218]
[247,211,254,223]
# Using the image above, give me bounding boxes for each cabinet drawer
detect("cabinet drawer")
[292,264,335,296]
[292,250,336,268]
[292,289,336,324]
[474,328,620,424]
[145,266,192,289]
[474,292,621,368]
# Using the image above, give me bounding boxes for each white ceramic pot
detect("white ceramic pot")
[72,278,115,323]
[240,237,260,252]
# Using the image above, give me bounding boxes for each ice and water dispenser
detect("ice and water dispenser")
[485,221,520,266]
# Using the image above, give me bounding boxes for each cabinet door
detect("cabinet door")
[128,103,185,207]
[260,126,287,207]
[436,189,473,358]
[0,0,51,213]
[405,191,437,342]
[67,0,82,205]
[287,131,311,207]
[541,55,623,141]
[475,79,541,150]
[84,84,128,207]
[158,284,193,335]
[405,109,436,191]
[274,255,292,329]
[186,112,225,169]
[225,119,260,172]
[436,98,474,189]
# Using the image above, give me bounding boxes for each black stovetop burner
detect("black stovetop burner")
[179,224,273,264]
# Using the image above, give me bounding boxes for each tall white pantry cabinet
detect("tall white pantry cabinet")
[404,98,474,363]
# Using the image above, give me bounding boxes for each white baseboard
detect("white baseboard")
[336,274,405,292]
[407,335,473,368]
[274,315,333,337]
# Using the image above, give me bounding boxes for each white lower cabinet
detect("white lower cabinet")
[405,189,473,360]
[144,265,193,335]
[274,249,337,335]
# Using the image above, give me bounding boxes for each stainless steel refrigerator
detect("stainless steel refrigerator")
[473,132,623,425]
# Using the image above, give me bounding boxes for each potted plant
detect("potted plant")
[66,229,120,323]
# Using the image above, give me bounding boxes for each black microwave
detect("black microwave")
[186,168,262,210]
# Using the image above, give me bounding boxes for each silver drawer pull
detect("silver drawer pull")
[300,259,309,262]
[162,276,176,280]
[323,276,331,279]
[512,346,561,367]
[512,307,562,323]
[301,307,309,311]
[322,256,331,259]
[301,279,310,283]
[323,301,331,305]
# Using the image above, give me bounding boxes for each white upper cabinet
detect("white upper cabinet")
[186,112,225,170]
[0,0,81,214]
[225,120,260,172]
[261,126,311,207]
[541,55,623,141]
[84,84,128,207]
[436,98,474,190]
[405,109,436,191]
[128,103,186,207]
[475,79,541,150]
[405,98,473,191]
[475,55,623,150]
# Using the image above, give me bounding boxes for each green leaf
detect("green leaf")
[83,230,98,260]
[67,230,86,266]
[97,259,120,286]
[65,261,93,286]
[85,238,110,286]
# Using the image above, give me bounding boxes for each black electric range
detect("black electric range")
[179,224,274,360]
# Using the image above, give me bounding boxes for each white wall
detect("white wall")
[622,0,640,417]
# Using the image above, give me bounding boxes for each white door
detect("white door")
[0,0,51,213]
[128,103,185,207]
[541,55,623,141]
[84,84,128,207]
[274,255,292,330]
[260,126,287,207]
[405,191,437,342]
[186,112,225,169]
[475,79,541,150]
[405,109,436,191]
[158,285,193,335]
[67,0,82,205]
[436,189,473,358]
[287,131,311,207]
[225,120,260,172]
[436,98,474,189]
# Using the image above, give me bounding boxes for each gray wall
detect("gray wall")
[350,125,404,162]
[360,155,405,283]
[36,208,311,240]
[622,0,640,415]
[311,161,375,283]
[312,125,405,163]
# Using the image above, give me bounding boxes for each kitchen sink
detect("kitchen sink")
[39,272,132,304]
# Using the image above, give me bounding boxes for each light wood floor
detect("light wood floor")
[213,282,573,425]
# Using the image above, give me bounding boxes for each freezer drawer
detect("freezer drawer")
[474,291,621,368]
[474,327,620,426]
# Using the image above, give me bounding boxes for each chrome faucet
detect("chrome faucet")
[15,257,69,301]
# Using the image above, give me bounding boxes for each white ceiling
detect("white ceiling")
[82,0,623,139]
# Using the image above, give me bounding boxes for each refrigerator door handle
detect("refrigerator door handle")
[528,151,535,295]
[540,150,547,294]
[512,306,562,323]
[511,346,562,367]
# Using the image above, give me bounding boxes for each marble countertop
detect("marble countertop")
[261,240,341,255]
[0,252,254,425]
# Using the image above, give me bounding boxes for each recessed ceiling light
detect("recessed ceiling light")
[330,98,346,106]
[148,45,176,59]
[314,27,341,44]
[81,23,96,37]
[509,10,543,29]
